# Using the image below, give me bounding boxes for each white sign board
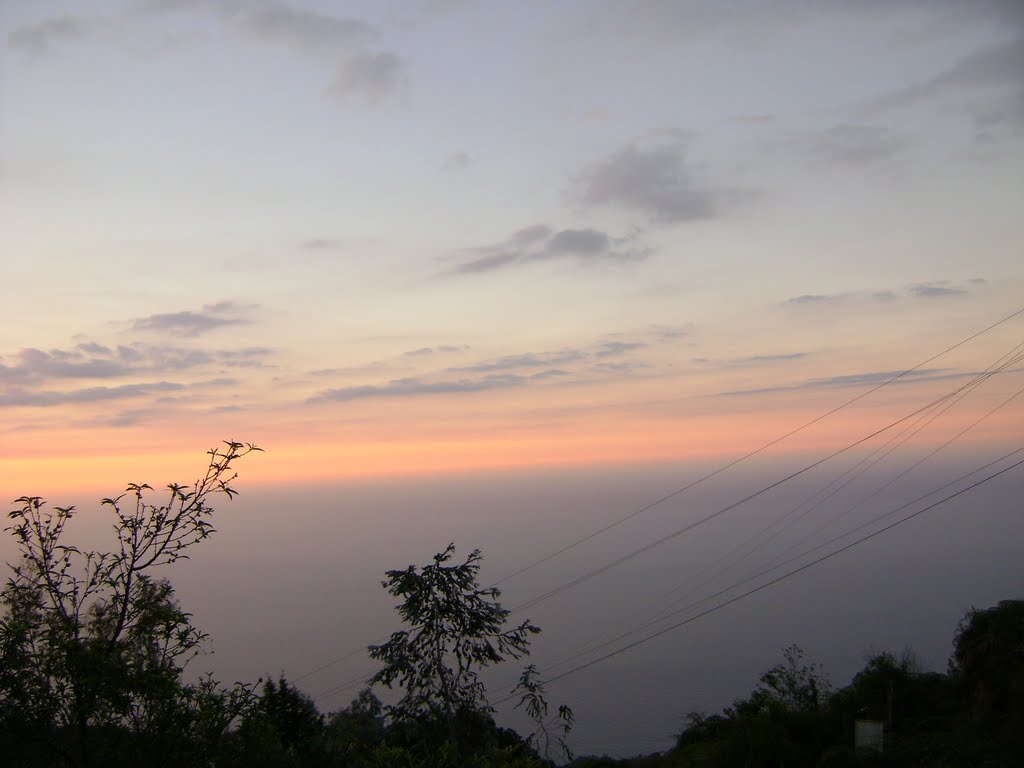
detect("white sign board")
[854,719,884,753]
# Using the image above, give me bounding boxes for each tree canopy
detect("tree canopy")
[0,441,262,767]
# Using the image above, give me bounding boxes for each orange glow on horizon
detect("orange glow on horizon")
[3,391,1018,500]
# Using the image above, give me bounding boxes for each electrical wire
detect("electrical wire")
[492,452,1024,703]
[313,366,1024,706]
[538,416,1024,679]
[551,361,1024,668]
[294,305,1024,699]
[492,305,1024,588]
[509,347,1024,615]
[649,347,1024,617]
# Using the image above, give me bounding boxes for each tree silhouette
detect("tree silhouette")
[513,663,575,763]
[0,441,261,767]
[951,599,1024,736]
[368,543,539,742]
[256,677,324,752]
[748,644,832,713]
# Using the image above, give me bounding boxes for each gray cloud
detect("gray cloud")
[131,302,254,337]
[596,1,1022,136]
[403,345,470,357]
[594,341,645,358]
[221,4,376,52]
[870,290,899,302]
[694,352,808,369]
[648,324,691,341]
[718,367,954,397]
[730,113,776,124]
[309,332,655,403]
[1,348,129,383]
[448,336,650,375]
[807,124,904,165]
[591,361,650,374]
[442,151,474,172]
[309,373,535,403]
[329,51,407,104]
[576,140,728,223]
[535,228,650,264]
[217,347,275,367]
[783,280,980,306]
[907,282,969,298]
[1,345,144,385]
[133,346,217,370]
[132,311,245,336]
[0,382,184,408]
[7,14,89,55]
[201,299,252,313]
[895,6,1024,90]
[116,345,145,362]
[430,338,650,378]
[868,29,1024,135]
[448,350,585,374]
[733,353,807,365]
[301,238,347,251]
[452,224,649,275]
[0,339,274,389]
[597,1,1023,49]
[16,1,408,105]
[511,224,554,246]
[546,228,611,255]
[76,341,112,355]
[784,293,850,306]
[531,369,570,381]
[454,251,521,274]
[930,34,1024,93]
[308,361,393,377]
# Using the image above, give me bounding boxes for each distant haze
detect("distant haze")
[4,449,1020,756]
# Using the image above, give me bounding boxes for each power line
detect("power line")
[295,646,371,684]
[491,304,1024,588]
[650,347,1024,617]
[539,440,1024,679]
[756,374,1024,574]
[493,453,1024,702]
[297,305,1024,697]
[551,368,1024,669]
[316,442,1024,706]
[316,667,378,701]
[311,353,1023,705]
[509,345,1024,614]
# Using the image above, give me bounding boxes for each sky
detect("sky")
[0,0,1019,493]
[2,1,1024,755]
[2,0,1022,493]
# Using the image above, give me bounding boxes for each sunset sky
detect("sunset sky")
[2,4,1023,755]
[2,0,1023,494]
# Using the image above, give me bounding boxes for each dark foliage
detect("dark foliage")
[669,602,1024,767]
[0,441,262,768]
[367,543,562,763]
[368,544,540,726]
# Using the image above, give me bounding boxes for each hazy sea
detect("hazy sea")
[3,450,1022,757]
